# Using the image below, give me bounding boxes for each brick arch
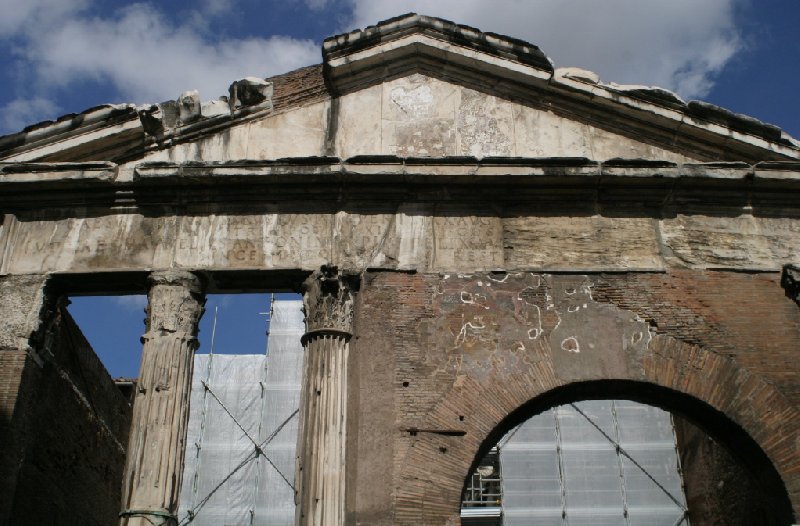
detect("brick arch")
[392,333,800,525]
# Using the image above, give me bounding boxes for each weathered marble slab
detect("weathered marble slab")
[0,214,175,273]
[140,101,329,163]
[659,214,800,269]
[3,209,799,274]
[504,215,664,271]
[172,213,333,270]
[432,213,503,270]
[335,74,699,162]
[332,211,396,270]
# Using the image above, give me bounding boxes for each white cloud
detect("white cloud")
[1,97,60,131]
[0,2,319,135]
[0,0,88,37]
[345,0,742,98]
[305,0,332,10]
[23,3,319,104]
[198,0,234,17]
[114,295,148,311]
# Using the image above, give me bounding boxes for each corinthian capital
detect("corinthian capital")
[302,265,358,342]
[145,270,205,337]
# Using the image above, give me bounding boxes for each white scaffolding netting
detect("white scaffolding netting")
[499,400,688,526]
[257,300,305,525]
[178,299,305,525]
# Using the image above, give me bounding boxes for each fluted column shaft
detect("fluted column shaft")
[296,266,357,526]
[120,271,205,526]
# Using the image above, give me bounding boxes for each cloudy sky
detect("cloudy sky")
[9,0,798,376]
[1,0,798,136]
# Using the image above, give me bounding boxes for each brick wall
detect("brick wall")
[0,351,36,526]
[1,301,131,526]
[350,270,800,525]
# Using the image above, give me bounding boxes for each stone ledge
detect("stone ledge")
[2,157,800,199]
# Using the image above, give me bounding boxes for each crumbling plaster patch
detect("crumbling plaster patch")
[360,270,800,524]
[429,272,652,383]
[0,274,48,352]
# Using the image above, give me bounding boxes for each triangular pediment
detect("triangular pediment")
[322,14,799,163]
[1,13,798,165]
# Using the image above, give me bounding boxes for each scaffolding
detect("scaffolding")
[466,400,690,526]
[176,299,688,526]
[177,298,305,525]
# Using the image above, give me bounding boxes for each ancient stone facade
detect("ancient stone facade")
[1,13,799,526]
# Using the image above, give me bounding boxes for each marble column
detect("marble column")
[120,271,205,526]
[296,266,357,526]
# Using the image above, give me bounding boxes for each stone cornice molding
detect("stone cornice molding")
[3,158,800,213]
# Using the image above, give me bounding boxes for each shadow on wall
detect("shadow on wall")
[3,302,132,526]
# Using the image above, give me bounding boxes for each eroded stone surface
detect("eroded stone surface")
[660,213,800,269]
[5,207,800,274]
[296,267,356,526]
[121,271,205,526]
[139,100,329,163]
[228,77,273,110]
[335,74,701,162]
[0,274,47,351]
[504,215,664,270]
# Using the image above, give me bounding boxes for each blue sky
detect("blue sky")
[5,0,799,377]
[69,293,301,378]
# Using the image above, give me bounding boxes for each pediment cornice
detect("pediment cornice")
[322,14,799,162]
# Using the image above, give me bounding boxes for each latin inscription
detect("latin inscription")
[333,213,394,268]
[266,215,329,266]
[4,209,800,274]
[226,216,264,266]
[432,216,502,270]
